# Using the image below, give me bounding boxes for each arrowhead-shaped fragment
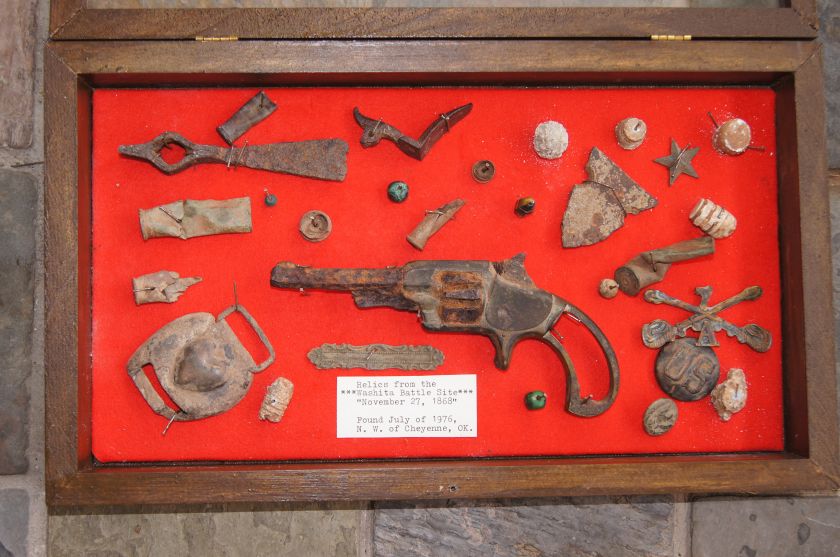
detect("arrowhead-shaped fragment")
[562,147,657,247]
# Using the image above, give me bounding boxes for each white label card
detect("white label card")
[337,375,477,438]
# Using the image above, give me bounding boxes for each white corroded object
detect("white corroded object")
[615,117,647,150]
[711,368,747,421]
[599,278,619,299]
[533,120,569,160]
[259,377,294,423]
[132,270,202,305]
[689,198,737,239]
[713,118,751,156]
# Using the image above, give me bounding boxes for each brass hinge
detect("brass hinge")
[651,34,692,41]
[195,36,238,42]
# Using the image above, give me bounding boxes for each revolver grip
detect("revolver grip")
[484,295,619,417]
[542,299,620,417]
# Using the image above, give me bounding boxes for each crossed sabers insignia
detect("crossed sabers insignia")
[642,285,772,353]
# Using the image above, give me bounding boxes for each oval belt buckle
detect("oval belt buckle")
[127,303,275,428]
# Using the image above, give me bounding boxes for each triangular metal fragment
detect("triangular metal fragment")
[562,147,657,248]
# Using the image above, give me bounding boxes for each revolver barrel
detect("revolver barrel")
[270,262,403,291]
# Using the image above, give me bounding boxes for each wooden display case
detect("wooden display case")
[45,2,839,507]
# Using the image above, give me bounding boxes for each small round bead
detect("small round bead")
[263,190,278,207]
[524,390,547,410]
[387,181,409,203]
[515,197,536,217]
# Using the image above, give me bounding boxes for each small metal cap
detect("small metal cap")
[472,160,495,183]
[299,210,332,242]
[515,197,536,217]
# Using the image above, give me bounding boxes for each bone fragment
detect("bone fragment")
[132,270,202,305]
[407,198,464,250]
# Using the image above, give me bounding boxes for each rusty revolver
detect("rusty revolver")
[270,254,619,417]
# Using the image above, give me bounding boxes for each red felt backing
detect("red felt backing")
[91,87,782,462]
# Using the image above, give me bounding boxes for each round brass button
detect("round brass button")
[299,210,332,242]
[472,160,495,183]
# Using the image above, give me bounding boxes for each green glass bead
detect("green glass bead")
[387,181,409,203]
[264,190,278,207]
[524,390,547,410]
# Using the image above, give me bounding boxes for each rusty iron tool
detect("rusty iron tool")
[353,103,473,161]
[270,253,620,417]
[614,236,715,296]
[562,147,658,248]
[217,91,278,145]
[642,285,772,352]
[119,131,348,181]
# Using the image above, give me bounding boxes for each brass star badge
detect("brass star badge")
[654,139,699,186]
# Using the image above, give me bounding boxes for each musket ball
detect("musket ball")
[713,118,751,155]
[387,181,409,203]
[599,278,619,299]
[533,120,569,160]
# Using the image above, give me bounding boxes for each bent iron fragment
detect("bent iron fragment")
[353,103,472,161]
[217,91,277,145]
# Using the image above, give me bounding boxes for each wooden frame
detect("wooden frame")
[44,38,839,507]
[49,1,818,41]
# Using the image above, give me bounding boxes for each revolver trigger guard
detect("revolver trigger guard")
[542,301,620,417]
